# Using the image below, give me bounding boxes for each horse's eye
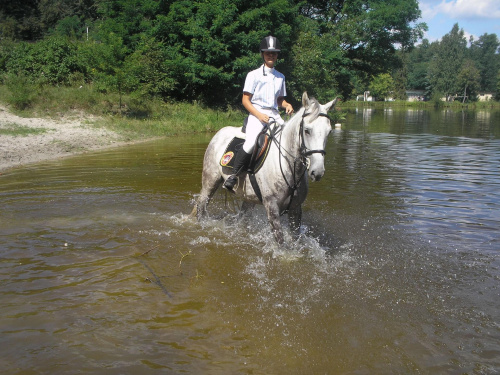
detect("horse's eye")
[305,129,311,135]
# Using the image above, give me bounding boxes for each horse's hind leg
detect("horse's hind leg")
[196,170,223,220]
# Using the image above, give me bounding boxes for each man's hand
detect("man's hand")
[257,112,271,124]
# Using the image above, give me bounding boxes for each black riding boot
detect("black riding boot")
[223,149,252,192]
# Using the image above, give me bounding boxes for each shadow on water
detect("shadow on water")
[1,108,500,374]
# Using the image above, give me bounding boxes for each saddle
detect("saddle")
[220,120,278,174]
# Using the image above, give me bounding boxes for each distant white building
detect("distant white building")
[356,91,375,101]
[406,90,426,101]
[477,92,494,101]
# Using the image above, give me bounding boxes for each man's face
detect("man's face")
[262,51,278,67]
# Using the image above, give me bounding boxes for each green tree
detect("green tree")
[427,23,467,100]
[123,36,179,98]
[369,73,395,100]
[77,31,129,92]
[151,0,300,106]
[469,33,500,92]
[407,39,436,91]
[93,0,158,48]
[290,20,352,102]
[393,48,409,100]
[1,0,430,105]
[52,15,82,38]
[0,0,97,40]
[0,0,43,40]
[456,59,480,102]
[496,70,500,100]
[294,0,426,99]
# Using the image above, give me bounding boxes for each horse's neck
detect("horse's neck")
[282,108,305,155]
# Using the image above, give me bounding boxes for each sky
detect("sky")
[417,0,500,42]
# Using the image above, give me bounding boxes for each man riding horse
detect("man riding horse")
[194,35,337,244]
[223,36,295,192]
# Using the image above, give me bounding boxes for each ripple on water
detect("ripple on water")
[1,124,500,373]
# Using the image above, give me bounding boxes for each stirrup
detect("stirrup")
[223,175,238,193]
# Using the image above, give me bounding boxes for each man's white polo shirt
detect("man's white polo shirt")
[243,65,287,110]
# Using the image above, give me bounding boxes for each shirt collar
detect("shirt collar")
[262,64,275,75]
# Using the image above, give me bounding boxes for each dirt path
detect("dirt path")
[0,106,143,173]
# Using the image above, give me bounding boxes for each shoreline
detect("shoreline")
[0,106,153,173]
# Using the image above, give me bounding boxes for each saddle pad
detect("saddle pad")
[220,133,271,174]
[220,136,244,169]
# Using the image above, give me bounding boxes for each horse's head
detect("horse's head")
[301,92,337,181]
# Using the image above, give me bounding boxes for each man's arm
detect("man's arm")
[278,97,294,115]
[242,92,271,123]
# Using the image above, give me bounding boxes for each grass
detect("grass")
[0,123,49,136]
[1,83,499,140]
[96,100,245,138]
[0,84,246,139]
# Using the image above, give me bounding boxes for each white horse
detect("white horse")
[193,92,337,244]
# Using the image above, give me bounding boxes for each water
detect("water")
[1,108,499,374]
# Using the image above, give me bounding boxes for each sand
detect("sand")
[0,106,145,173]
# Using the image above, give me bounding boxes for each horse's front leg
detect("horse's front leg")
[264,200,284,245]
[288,205,302,235]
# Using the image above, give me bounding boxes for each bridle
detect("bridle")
[299,111,330,158]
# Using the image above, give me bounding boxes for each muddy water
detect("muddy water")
[1,108,499,374]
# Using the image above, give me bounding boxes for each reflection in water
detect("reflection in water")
[1,109,499,374]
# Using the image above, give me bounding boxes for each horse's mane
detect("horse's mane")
[285,96,321,128]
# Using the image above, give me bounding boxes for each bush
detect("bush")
[3,73,39,110]
[3,37,81,86]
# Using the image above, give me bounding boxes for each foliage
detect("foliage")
[122,37,178,99]
[2,36,81,86]
[456,59,481,101]
[0,0,427,106]
[497,70,500,101]
[2,73,39,110]
[469,33,500,93]
[369,73,395,100]
[406,39,435,91]
[427,24,467,100]
[150,0,300,106]
[295,0,426,100]
[407,25,500,101]
[1,0,498,107]
[290,23,349,102]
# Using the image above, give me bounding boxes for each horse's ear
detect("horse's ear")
[324,98,338,112]
[302,92,310,109]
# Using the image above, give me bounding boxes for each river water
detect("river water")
[1,107,499,374]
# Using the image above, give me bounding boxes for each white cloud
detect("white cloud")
[418,0,500,42]
[419,1,439,20]
[427,0,500,20]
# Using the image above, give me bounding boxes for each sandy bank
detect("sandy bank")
[0,106,146,173]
